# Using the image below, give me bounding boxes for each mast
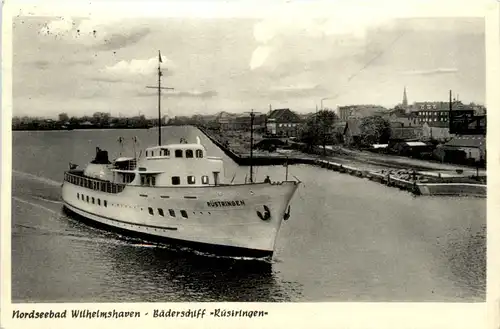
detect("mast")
[250,110,254,183]
[157,59,161,145]
[146,50,174,146]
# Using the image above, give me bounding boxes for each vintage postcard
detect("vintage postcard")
[1,0,499,328]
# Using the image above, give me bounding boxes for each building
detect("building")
[266,108,302,137]
[343,118,362,146]
[337,105,388,121]
[215,111,234,130]
[390,122,423,140]
[410,101,474,125]
[422,121,454,141]
[435,135,486,163]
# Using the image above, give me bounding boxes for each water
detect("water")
[11,126,486,302]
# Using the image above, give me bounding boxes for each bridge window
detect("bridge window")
[196,150,203,158]
[187,176,196,184]
[86,196,89,203]
[186,150,194,158]
[161,148,170,156]
[172,176,180,185]
[92,197,95,204]
[98,198,101,206]
[104,200,107,207]
[169,209,175,217]
[180,210,188,218]
[148,207,154,215]
[175,150,183,158]
[77,193,80,199]
[201,175,209,184]
[158,208,164,217]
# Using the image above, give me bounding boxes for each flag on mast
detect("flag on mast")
[158,50,162,63]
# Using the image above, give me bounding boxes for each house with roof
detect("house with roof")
[422,121,454,141]
[343,118,362,146]
[434,135,486,163]
[266,108,302,137]
[390,122,423,140]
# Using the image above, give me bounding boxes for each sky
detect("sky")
[12,13,485,118]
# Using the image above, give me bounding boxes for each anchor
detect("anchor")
[257,205,271,221]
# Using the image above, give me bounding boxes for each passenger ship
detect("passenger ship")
[61,51,300,258]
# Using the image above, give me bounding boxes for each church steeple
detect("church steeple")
[402,86,408,108]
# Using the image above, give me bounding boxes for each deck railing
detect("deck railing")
[64,171,126,194]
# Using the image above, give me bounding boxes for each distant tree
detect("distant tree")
[299,109,338,155]
[359,115,392,146]
[92,112,111,127]
[58,112,69,123]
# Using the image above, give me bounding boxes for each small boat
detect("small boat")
[61,51,300,258]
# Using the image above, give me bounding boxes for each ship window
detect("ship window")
[92,197,95,204]
[158,208,164,217]
[104,200,107,207]
[172,176,180,185]
[187,176,196,184]
[186,150,194,158]
[201,175,209,184]
[180,210,188,218]
[98,199,101,206]
[169,209,175,217]
[148,207,154,215]
[161,148,170,156]
[196,150,203,158]
[77,193,80,199]
[175,150,183,158]
[86,196,89,202]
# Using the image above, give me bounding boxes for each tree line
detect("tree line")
[12,112,166,130]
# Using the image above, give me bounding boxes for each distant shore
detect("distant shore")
[12,126,153,131]
[198,126,486,197]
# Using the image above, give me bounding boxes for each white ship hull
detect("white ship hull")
[62,178,298,258]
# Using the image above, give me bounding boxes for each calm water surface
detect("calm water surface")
[12,126,486,302]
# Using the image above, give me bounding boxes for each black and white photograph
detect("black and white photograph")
[5,0,491,312]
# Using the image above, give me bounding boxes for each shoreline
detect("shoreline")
[198,126,486,198]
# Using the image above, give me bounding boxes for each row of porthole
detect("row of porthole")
[77,193,107,207]
[148,207,189,219]
[76,193,211,220]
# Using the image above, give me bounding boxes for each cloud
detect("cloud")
[39,17,74,36]
[253,83,325,98]
[137,90,217,98]
[249,46,271,70]
[102,55,175,78]
[31,60,50,69]
[249,7,394,70]
[39,17,151,50]
[95,28,151,51]
[401,68,458,76]
[270,83,320,92]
